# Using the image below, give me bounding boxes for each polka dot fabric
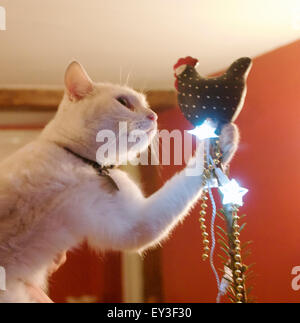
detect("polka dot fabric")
[174,57,252,133]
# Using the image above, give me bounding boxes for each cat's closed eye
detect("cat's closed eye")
[116,97,133,110]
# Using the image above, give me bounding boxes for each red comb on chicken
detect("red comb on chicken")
[173,56,198,90]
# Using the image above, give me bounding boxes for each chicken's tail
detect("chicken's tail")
[226,57,252,80]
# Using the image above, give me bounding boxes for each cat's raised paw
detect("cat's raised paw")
[219,123,240,166]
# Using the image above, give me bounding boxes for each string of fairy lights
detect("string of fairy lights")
[189,120,249,303]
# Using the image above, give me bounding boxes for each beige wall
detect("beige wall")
[0,111,54,159]
[0,0,299,89]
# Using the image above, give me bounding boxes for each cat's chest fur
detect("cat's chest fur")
[0,140,143,267]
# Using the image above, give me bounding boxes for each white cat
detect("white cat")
[0,61,239,302]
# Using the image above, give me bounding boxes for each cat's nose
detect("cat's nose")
[147,113,157,121]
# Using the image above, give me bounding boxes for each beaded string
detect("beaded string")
[231,208,247,303]
[199,190,210,261]
[205,140,221,301]
[199,143,210,261]
[199,138,248,303]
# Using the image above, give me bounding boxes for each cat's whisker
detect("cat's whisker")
[119,66,123,85]
[139,80,149,95]
[125,71,132,87]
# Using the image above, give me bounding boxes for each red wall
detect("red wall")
[49,244,122,303]
[159,40,300,303]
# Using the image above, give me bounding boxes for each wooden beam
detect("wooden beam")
[0,88,63,111]
[0,88,176,112]
[146,90,177,112]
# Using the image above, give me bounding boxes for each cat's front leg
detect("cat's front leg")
[82,140,204,252]
[130,147,207,251]
[114,123,239,252]
[88,142,204,251]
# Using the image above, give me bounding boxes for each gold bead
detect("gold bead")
[201,203,208,208]
[215,152,221,157]
[235,246,241,253]
[202,254,209,261]
[234,254,241,262]
[234,239,241,245]
[234,270,242,276]
[199,217,205,223]
[200,210,206,216]
[233,231,240,238]
[234,262,242,269]
[236,296,243,301]
[233,223,240,230]
[202,196,208,201]
[202,232,209,237]
[201,224,207,230]
[236,293,243,300]
[236,301,242,304]
[236,285,244,293]
[203,239,209,245]
[204,246,210,252]
[236,277,243,284]
[233,215,239,221]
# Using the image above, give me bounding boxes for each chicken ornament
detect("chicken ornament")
[174,56,252,134]
[173,56,254,303]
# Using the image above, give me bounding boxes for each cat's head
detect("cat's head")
[44,61,157,165]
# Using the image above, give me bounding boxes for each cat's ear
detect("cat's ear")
[64,61,94,101]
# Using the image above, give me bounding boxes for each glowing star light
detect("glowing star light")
[188,120,219,140]
[219,179,248,206]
